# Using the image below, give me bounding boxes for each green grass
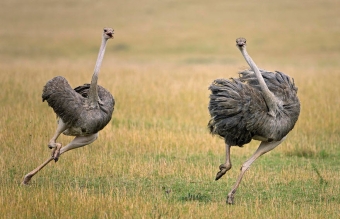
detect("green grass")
[1,0,340,218]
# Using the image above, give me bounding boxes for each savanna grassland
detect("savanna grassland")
[1,0,340,218]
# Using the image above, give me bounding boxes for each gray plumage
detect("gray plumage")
[42,76,114,136]
[22,28,115,185]
[208,37,300,204]
[208,69,300,146]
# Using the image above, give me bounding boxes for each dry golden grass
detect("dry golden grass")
[1,0,340,218]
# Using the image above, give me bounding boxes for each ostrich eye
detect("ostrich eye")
[104,29,107,32]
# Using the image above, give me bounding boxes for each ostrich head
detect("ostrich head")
[103,28,114,39]
[236,37,246,47]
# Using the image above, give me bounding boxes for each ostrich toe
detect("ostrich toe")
[51,143,62,162]
[227,194,234,204]
[215,163,231,180]
[22,174,33,185]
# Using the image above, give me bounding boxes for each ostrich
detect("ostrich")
[22,28,115,185]
[208,38,300,204]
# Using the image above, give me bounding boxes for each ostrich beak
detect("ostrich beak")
[236,37,247,47]
[103,29,114,39]
[107,32,113,38]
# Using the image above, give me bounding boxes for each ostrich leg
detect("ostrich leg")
[22,133,98,185]
[226,136,286,204]
[59,133,98,155]
[22,157,54,185]
[48,119,67,149]
[216,143,232,180]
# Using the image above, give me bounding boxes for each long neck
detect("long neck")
[239,46,278,115]
[88,37,108,105]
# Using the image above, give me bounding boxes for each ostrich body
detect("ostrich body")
[22,28,115,185]
[208,38,300,204]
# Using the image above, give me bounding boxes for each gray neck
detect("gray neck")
[239,46,278,116]
[88,37,108,105]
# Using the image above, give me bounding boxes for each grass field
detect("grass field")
[1,0,340,218]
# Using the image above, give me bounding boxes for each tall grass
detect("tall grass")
[1,0,339,218]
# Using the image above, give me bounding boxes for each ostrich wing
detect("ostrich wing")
[208,70,300,145]
[208,78,255,146]
[239,69,299,104]
[239,69,300,141]
[74,83,115,115]
[42,76,85,127]
[43,76,114,136]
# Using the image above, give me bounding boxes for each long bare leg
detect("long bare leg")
[216,143,232,180]
[22,157,54,185]
[226,137,286,204]
[22,133,98,185]
[48,119,67,149]
[22,142,63,184]
[59,133,98,155]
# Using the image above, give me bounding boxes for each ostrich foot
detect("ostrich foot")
[215,163,231,181]
[22,174,33,185]
[21,156,54,185]
[227,194,234,205]
[51,143,62,162]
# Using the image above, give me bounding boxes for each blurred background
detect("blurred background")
[1,0,339,65]
[1,0,340,217]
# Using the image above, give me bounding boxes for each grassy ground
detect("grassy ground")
[1,0,340,218]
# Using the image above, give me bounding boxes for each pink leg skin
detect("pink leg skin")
[22,133,98,185]
[226,136,286,204]
[51,143,62,162]
[59,133,98,155]
[216,143,232,180]
[48,119,67,149]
